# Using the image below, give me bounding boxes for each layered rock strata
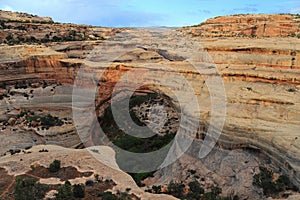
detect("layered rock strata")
[180,14,300,38]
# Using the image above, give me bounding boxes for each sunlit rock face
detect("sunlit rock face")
[180,14,300,38]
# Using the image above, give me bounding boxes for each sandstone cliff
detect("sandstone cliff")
[0,10,125,45]
[180,14,300,38]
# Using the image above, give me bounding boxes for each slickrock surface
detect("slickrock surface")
[0,145,176,200]
[180,14,300,38]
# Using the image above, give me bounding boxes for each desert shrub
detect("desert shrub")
[288,88,297,92]
[52,36,62,42]
[0,82,6,89]
[48,159,61,173]
[189,180,204,194]
[14,176,48,200]
[15,25,27,31]
[98,191,119,200]
[26,36,38,43]
[188,169,197,175]
[253,167,276,196]
[85,180,94,186]
[73,184,85,198]
[201,186,222,200]
[166,181,185,199]
[252,166,296,197]
[97,191,132,200]
[6,34,13,41]
[151,185,162,194]
[0,20,6,28]
[185,180,205,199]
[40,114,63,128]
[55,181,73,200]
[15,81,27,89]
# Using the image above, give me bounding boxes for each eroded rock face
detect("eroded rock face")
[180,14,300,38]
[0,10,126,46]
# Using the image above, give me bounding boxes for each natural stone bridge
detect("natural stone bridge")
[0,29,300,197]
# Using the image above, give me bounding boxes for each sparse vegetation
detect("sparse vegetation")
[19,110,64,128]
[246,87,253,91]
[253,166,297,197]
[55,181,73,200]
[291,13,300,18]
[97,191,132,200]
[14,175,49,200]
[166,181,185,199]
[0,82,6,89]
[147,180,238,200]
[14,81,28,89]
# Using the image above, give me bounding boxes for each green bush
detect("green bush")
[40,114,63,128]
[73,184,85,198]
[253,167,276,196]
[166,181,185,199]
[129,172,154,187]
[185,180,205,199]
[98,191,119,200]
[14,176,48,200]
[151,185,162,194]
[252,166,296,197]
[15,81,27,89]
[201,186,222,200]
[0,82,6,89]
[48,159,61,173]
[55,181,73,200]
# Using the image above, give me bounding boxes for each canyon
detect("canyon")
[0,11,300,200]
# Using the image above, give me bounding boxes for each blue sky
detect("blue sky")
[0,0,299,27]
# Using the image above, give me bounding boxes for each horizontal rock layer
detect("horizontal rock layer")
[180,14,300,38]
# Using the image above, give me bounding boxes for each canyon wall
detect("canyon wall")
[180,14,300,38]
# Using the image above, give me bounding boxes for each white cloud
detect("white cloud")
[291,7,300,13]
[1,5,14,11]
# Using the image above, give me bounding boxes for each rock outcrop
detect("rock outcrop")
[0,10,126,45]
[0,10,53,23]
[180,14,300,38]
[0,145,176,200]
